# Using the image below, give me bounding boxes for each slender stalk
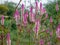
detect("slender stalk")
[1,25,4,45]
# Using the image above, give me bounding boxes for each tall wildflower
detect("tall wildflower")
[33,19,40,37]
[30,13,35,22]
[45,13,48,19]
[21,4,24,11]
[14,9,20,25]
[56,24,60,39]
[7,33,11,45]
[42,8,46,14]
[40,1,42,12]
[30,6,33,14]
[50,16,53,23]
[35,0,38,13]
[1,15,4,25]
[39,39,44,45]
[21,4,24,22]
[56,2,59,12]
[23,11,28,26]
[29,7,35,22]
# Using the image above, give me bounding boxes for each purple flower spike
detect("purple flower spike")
[40,39,44,45]
[26,11,28,17]
[7,33,10,41]
[1,15,4,25]
[23,12,28,26]
[7,33,11,45]
[35,1,38,11]
[29,13,35,22]
[34,19,40,35]
[15,10,20,15]
[46,29,49,33]
[50,32,53,37]
[45,13,48,18]
[30,7,33,13]
[50,16,53,23]
[43,8,46,13]
[56,3,59,12]
[21,4,24,10]
[14,9,20,25]
[40,1,42,11]
[56,24,60,38]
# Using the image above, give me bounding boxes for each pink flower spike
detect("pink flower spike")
[43,8,46,13]
[23,12,28,26]
[21,4,24,10]
[7,33,11,45]
[14,10,20,25]
[35,1,38,11]
[46,29,49,33]
[50,32,53,37]
[26,11,28,17]
[34,19,40,35]
[56,24,60,38]
[1,15,4,25]
[40,39,44,45]
[40,1,42,11]
[45,13,48,18]
[15,10,20,15]
[56,3,59,12]
[30,7,33,13]
[30,13,35,22]
[50,16,53,23]
[7,33,10,41]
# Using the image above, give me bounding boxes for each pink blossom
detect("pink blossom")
[35,1,38,11]
[30,7,33,13]
[34,19,40,36]
[41,8,46,15]
[21,4,24,15]
[7,33,10,41]
[56,3,59,12]
[29,13,35,22]
[1,15,4,25]
[23,11,28,26]
[56,24,60,38]
[40,39,44,45]
[46,30,49,33]
[30,7,35,22]
[40,1,42,11]
[7,33,11,45]
[50,16,53,23]
[50,32,53,37]
[21,4,24,11]
[43,8,46,14]
[45,13,48,18]
[14,10,20,25]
